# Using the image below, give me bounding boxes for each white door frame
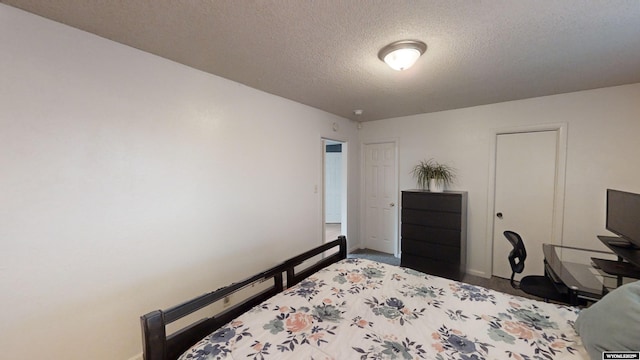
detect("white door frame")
[360,138,399,256]
[321,137,348,244]
[484,123,568,278]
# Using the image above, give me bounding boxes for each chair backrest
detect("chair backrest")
[503,230,527,287]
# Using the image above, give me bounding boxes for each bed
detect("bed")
[141,236,592,360]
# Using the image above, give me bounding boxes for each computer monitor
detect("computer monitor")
[606,189,640,248]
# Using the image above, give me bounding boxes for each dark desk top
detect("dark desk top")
[543,244,616,301]
[597,235,640,268]
[591,258,640,279]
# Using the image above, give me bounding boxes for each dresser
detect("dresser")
[400,190,467,281]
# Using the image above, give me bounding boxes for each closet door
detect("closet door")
[492,131,558,280]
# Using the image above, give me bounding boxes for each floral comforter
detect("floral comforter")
[179,258,587,360]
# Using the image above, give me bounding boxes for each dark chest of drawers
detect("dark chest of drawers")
[400,190,467,281]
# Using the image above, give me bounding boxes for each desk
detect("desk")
[543,244,617,303]
[595,236,640,285]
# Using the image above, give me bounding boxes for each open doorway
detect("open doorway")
[323,139,347,243]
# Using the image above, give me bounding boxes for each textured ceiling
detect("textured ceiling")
[3,0,640,122]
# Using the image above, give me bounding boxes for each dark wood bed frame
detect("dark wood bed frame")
[140,236,347,360]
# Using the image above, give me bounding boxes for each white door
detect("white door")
[364,142,397,254]
[492,131,559,280]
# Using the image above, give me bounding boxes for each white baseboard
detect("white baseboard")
[127,353,143,360]
[465,268,490,279]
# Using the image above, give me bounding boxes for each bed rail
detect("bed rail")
[140,235,347,360]
[285,236,348,286]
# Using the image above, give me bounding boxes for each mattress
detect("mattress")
[179,258,587,359]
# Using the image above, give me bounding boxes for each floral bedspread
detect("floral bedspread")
[179,258,587,360]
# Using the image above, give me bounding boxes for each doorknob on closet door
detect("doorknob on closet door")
[496,212,503,219]
[390,203,395,207]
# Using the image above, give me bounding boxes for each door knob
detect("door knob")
[390,202,395,207]
[496,212,503,219]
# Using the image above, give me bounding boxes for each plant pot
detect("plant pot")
[429,178,445,192]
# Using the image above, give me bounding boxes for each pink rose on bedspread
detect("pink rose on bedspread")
[286,313,314,332]
[550,340,566,349]
[431,342,445,352]
[347,273,365,283]
[504,321,534,340]
[309,331,325,342]
[352,316,372,329]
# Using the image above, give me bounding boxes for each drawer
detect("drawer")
[402,209,461,230]
[401,224,460,246]
[401,238,460,261]
[400,253,463,281]
[402,192,462,212]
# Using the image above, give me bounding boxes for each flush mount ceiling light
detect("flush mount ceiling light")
[378,40,427,71]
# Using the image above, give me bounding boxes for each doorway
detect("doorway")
[323,139,347,243]
[489,125,567,280]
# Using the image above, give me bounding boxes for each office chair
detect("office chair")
[503,230,571,304]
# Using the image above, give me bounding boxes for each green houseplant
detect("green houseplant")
[411,159,455,192]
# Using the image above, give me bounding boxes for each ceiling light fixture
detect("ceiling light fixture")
[378,40,427,71]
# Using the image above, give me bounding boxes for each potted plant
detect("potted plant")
[411,159,455,192]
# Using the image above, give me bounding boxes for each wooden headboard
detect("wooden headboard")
[140,236,347,360]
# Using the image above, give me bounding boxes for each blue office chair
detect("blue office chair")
[503,230,571,303]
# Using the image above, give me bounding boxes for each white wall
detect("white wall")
[360,83,640,277]
[0,5,359,360]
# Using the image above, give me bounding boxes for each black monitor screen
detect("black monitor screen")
[606,189,640,247]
